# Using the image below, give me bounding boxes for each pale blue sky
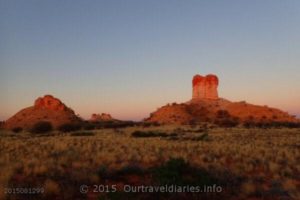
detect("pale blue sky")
[1,0,300,120]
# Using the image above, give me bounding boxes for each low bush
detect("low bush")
[105,121,137,128]
[30,121,53,134]
[82,123,96,130]
[141,122,161,128]
[214,110,240,127]
[97,165,108,178]
[116,165,144,176]
[152,158,222,186]
[216,110,230,119]
[131,130,169,138]
[58,123,81,132]
[12,127,23,133]
[215,118,239,128]
[243,121,300,129]
[91,121,138,129]
[243,120,256,128]
[132,130,178,139]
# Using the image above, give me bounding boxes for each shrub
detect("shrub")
[83,123,95,130]
[215,118,239,128]
[216,110,230,119]
[214,110,240,127]
[58,123,81,132]
[142,122,152,128]
[97,165,108,178]
[142,122,160,128]
[152,158,221,186]
[277,122,300,128]
[30,121,53,134]
[243,120,256,128]
[12,127,23,133]
[153,158,188,185]
[131,130,169,138]
[92,121,137,129]
[116,165,144,176]
[243,120,300,128]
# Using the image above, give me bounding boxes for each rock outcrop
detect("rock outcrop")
[34,95,68,111]
[90,113,114,121]
[192,74,219,100]
[146,73,298,125]
[146,103,193,125]
[4,95,81,130]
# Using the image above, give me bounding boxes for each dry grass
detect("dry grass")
[0,126,299,199]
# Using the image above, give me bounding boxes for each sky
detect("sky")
[1,0,300,121]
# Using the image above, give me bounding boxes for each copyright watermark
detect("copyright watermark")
[80,184,222,193]
[79,185,89,194]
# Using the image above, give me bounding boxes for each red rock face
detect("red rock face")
[90,113,113,121]
[34,95,67,111]
[4,94,80,130]
[192,74,219,100]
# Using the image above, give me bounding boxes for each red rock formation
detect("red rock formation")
[4,95,81,130]
[192,74,219,100]
[146,73,298,124]
[146,98,298,125]
[145,103,193,125]
[34,95,67,111]
[90,113,114,121]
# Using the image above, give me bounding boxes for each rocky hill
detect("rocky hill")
[89,113,116,122]
[146,74,298,125]
[4,95,81,130]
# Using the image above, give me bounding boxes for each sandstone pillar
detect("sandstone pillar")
[192,74,219,100]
